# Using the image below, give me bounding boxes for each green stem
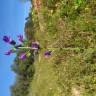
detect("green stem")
[17,47,96,51]
[18,47,37,50]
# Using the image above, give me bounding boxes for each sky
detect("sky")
[0,0,31,96]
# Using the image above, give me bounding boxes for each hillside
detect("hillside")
[11,0,96,96]
[28,0,96,96]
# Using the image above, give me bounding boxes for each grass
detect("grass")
[28,50,60,96]
[28,48,96,96]
[26,0,96,96]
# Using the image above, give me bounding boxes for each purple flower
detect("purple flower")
[19,53,26,60]
[17,35,23,42]
[4,49,13,55]
[3,36,16,45]
[31,41,40,49]
[3,36,12,43]
[44,50,52,58]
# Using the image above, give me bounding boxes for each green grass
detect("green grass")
[28,49,96,96]
[27,0,96,96]
[28,50,60,96]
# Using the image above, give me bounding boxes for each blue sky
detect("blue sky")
[0,0,31,96]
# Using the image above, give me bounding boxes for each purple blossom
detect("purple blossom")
[19,53,26,60]
[31,41,40,49]
[3,36,12,43]
[4,49,13,55]
[44,50,52,58]
[3,36,16,45]
[17,35,23,42]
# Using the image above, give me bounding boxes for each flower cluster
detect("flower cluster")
[3,35,52,60]
[3,35,23,55]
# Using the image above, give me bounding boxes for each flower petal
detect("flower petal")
[17,35,23,42]
[3,36,12,43]
[31,41,40,49]
[19,53,26,60]
[4,49,13,55]
[44,50,52,58]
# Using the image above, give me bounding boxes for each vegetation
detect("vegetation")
[11,0,96,96]
[10,11,35,96]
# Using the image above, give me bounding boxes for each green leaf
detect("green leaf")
[26,52,31,57]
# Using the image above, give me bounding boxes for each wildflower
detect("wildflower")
[44,50,52,58]
[4,49,13,55]
[3,36,16,45]
[3,36,12,43]
[17,35,23,42]
[19,53,26,60]
[31,41,40,49]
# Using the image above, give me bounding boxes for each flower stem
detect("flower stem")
[18,47,37,50]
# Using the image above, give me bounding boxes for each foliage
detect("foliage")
[11,76,30,96]
[11,9,35,96]
[11,0,96,96]
[28,0,96,96]
[24,11,35,40]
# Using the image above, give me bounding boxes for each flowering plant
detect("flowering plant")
[3,35,52,60]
